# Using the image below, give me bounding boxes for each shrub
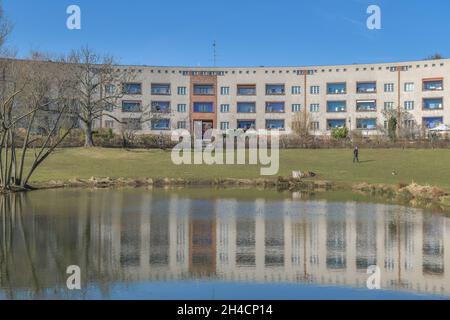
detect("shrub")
[331,127,349,139]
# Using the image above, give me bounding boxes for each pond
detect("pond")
[0,187,449,300]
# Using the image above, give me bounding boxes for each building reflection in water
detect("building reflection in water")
[0,189,449,297]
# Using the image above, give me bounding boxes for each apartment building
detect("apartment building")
[100,59,450,136]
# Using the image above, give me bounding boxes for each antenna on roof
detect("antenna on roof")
[213,40,217,67]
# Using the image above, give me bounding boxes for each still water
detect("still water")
[0,188,449,300]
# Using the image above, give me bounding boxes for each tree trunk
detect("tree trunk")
[84,122,95,147]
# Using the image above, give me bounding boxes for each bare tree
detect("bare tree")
[291,111,311,138]
[425,53,444,60]
[66,47,134,147]
[119,100,175,149]
[0,57,76,191]
[382,107,413,140]
[0,1,12,54]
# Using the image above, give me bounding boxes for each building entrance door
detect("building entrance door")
[194,120,213,140]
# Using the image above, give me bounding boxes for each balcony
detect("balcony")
[423,79,443,91]
[327,119,346,130]
[423,98,443,110]
[122,118,142,130]
[265,102,285,113]
[122,83,142,95]
[327,101,347,113]
[151,118,171,130]
[193,84,215,95]
[356,118,377,130]
[193,102,214,113]
[122,101,142,113]
[356,100,377,112]
[237,120,256,131]
[423,117,443,129]
[266,119,285,130]
[151,101,171,113]
[237,85,256,96]
[266,84,285,95]
[151,83,171,95]
[327,83,346,95]
[237,102,256,113]
[357,82,377,93]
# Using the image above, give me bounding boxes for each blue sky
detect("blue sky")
[3,0,450,67]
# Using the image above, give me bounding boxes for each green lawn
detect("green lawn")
[27,147,450,191]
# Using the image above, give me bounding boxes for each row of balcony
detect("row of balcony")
[118,98,444,114]
[118,79,445,96]
[120,116,445,131]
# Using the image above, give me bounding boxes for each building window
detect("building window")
[266,119,285,130]
[310,104,320,112]
[237,84,256,95]
[356,118,377,130]
[237,102,256,113]
[404,120,415,128]
[122,101,142,112]
[122,118,142,130]
[151,101,170,113]
[266,84,285,95]
[423,98,443,110]
[151,119,171,130]
[194,84,214,95]
[310,86,320,94]
[310,121,320,130]
[105,84,116,94]
[105,103,114,112]
[177,104,187,113]
[327,83,346,94]
[291,86,301,95]
[237,120,256,131]
[327,101,347,112]
[384,83,395,92]
[404,82,414,92]
[220,122,229,130]
[356,100,377,112]
[384,102,394,110]
[193,102,214,113]
[151,83,171,95]
[423,79,443,91]
[105,120,114,128]
[122,83,142,95]
[220,104,230,113]
[404,101,414,110]
[177,121,186,129]
[265,102,285,113]
[422,117,443,129]
[292,104,301,112]
[221,86,230,95]
[357,82,377,93]
[177,86,187,95]
[327,119,346,130]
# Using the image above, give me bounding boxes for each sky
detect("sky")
[3,0,450,67]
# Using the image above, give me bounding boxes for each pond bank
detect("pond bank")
[28,176,450,213]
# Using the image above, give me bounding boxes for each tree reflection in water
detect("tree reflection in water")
[0,188,448,299]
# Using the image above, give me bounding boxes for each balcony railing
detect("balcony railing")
[423,80,443,91]
[193,85,215,95]
[356,82,377,93]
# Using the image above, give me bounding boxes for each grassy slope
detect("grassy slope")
[27,148,450,190]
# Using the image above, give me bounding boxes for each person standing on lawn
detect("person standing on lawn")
[353,146,360,163]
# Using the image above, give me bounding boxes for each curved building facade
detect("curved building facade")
[99,59,450,135]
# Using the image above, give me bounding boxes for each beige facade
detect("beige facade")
[100,59,450,136]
